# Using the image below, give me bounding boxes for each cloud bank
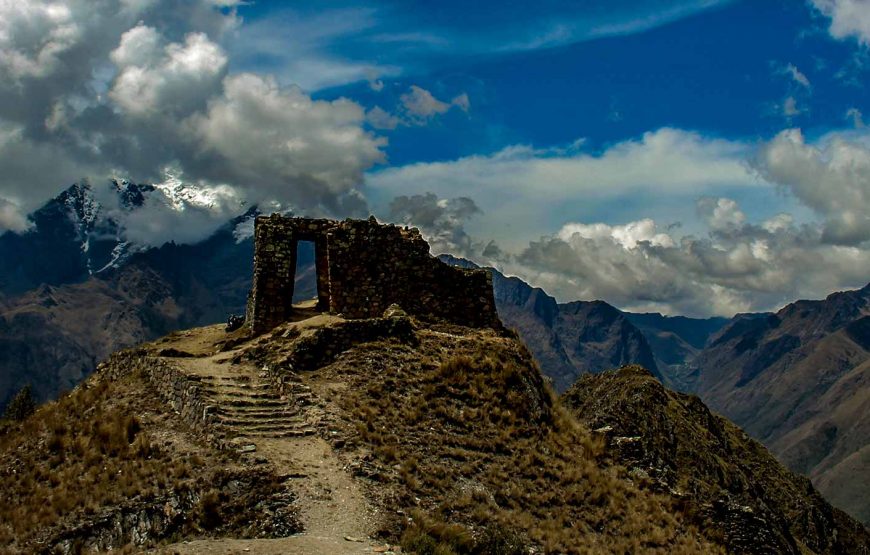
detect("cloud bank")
[0,0,384,238]
[379,128,870,317]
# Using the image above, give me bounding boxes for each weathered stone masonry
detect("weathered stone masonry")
[246,215,501,333]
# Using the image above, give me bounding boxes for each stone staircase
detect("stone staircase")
[197,373,318,440]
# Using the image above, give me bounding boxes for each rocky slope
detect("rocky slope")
[690,285,870,526]
[1,313,723,554]
[562,365,870,554]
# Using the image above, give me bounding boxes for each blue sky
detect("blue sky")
[228,0,868,243]
[1,0,869,315]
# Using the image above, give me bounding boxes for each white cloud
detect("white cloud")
[0,0,386,244]
[399,85,469,123]
[401,85,451,119]
[388,192,481,255]
[375,128,870,316]
[811,0,870,45]
[110,29,227,116]
[452,92,471,112]
[369,128,759,245]
[557,220,675,249]
[0,198,31,233]
[785,63,811,88]
[366,106,401,130]
[753,128,870,245]
[697,196,746,231]
[501,198,870,316]
[187,73,385,208]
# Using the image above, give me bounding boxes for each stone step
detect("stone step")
[198,374,254,383]
[217,415,306,427]
[204,389,282,401]
[221,398,288,408]
[240,428,318,438]
[215,406,299,417]
[226,422,313,434]
[201,382,274,393]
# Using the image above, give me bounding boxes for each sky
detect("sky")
[1,0,870,316]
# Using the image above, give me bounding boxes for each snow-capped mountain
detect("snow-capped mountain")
[0,179,245,295]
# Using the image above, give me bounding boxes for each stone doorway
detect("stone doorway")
[292,235,330,313]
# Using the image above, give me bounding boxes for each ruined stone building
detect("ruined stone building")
[246,215,500,333]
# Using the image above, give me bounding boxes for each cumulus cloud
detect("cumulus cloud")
[811,0,870,45]
[372,128,870,316]
[501,198,870,316]
[752,128,870,245]
[388,192,482,256]
[696,197,746,232]
[0,0,385,239]
[369,128,761,248]
[110,27,227,117]
[0,198,31,233]
[187,73,384,210]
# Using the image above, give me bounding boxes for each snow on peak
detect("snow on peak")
[153,169,240,212]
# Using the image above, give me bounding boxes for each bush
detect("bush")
[3,385,36,422]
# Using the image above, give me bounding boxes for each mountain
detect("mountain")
[690,284,870,526]
[2,307,866,552]
[2,188,868,527]
[563,365,870,554]
[441,255,662,392]
[0,181,154,295]
[623,312,729,390]
[0,185,324,409]
[442,257,870,525]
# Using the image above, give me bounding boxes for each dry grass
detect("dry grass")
[320,328,721,554]
[0,368,296,551]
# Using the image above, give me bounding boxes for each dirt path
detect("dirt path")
[151,320,389,555]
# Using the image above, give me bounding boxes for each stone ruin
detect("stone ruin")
[245,214,501,333]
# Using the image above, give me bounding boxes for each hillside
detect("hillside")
[2,191,869,530]
[562,365,870,554]
[691,285,870,526]
[443,256,663,392]
[2,312,726,554]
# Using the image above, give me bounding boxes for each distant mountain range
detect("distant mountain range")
[1,183,868,527]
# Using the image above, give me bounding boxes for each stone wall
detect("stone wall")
[246,215,501,333]
[99,351,217,435]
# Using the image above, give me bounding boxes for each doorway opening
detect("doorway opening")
[293,240,318,307]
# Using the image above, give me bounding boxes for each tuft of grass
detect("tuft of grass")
[330,331,719,554]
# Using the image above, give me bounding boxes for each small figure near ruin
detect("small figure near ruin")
[245,215,500,334]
